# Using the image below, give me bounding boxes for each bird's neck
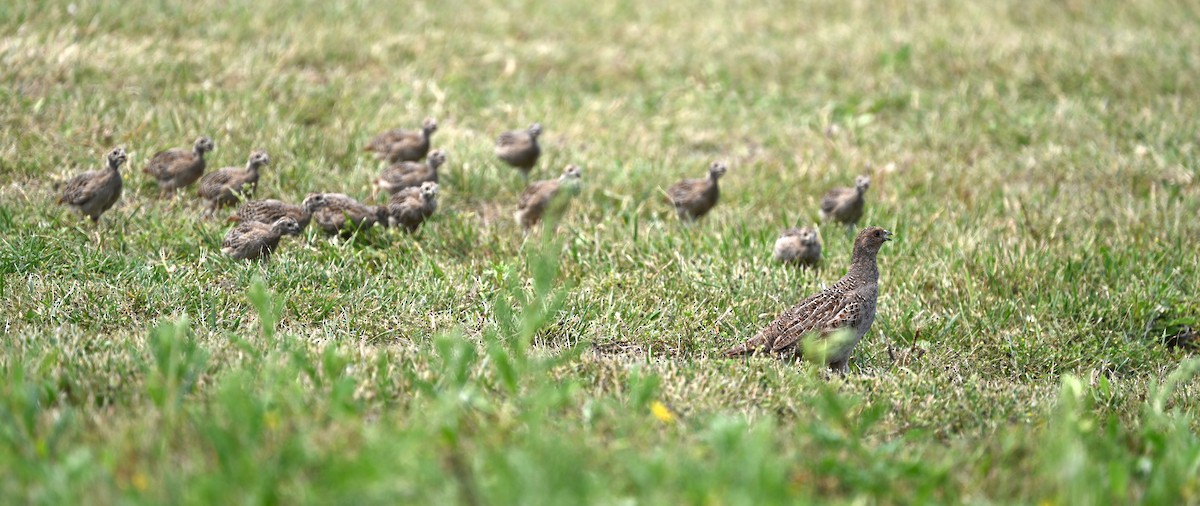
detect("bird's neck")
[849,249,879,280]
[106,161,122,172]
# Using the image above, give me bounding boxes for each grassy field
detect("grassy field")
[3,0,1200,502]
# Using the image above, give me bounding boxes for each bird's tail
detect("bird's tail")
[723,334,766,357]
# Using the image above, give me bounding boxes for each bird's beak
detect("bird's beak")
[884,230,893,241]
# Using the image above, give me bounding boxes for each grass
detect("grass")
[2,0,1200,502]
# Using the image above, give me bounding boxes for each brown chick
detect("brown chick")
[58,147,127,223]
[144,136,214,196]
[311,193,390,236]
[198,151,270,214]
[820,175,871,226]
[387,181,440,233]
[495,123,542,178]
[515,164,582,231]
[364,118,438,163]
[773,227,823,268]
[372,149,447,199]
[667,161,727,221]
[230,194,329,229]
[221,217,302,261]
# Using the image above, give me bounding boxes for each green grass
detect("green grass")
[3,0,1200,503]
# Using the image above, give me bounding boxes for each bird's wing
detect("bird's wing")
[365,130,406,152]
[667,179,701,204]
[496,131,527,148]
[820,188,848,213]
[769,292,863,353]
[517,181,556,211]
[58,172,100,205]
[144,149,187,176]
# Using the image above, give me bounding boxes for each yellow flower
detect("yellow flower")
[132,472,150,492]
[650,401,676,424]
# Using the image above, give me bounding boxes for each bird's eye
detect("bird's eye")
[874,231,880,237]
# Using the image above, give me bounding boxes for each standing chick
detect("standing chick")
[725,227,892,372]
[774,227,823,267]
[311,193,390,236]
[667,161,727,221]
[364,118,438,163]
[387,181,440,233]
[143,136,214,196]
[198,151,270,215]
[495,123,542,178]
[372,149,447,199]
[820,175,871,226]
[58,147,127,223]
[515,164,582,231]
[230,194,328,229]
[221,217,302,261]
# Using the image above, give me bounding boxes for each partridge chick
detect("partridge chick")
[495,123,542,178]
[144,136,214,196]
[725,227,892,372]
[221,217,302,261]
[58,147,127,223]
[667,161,727,221]
[372,149,446,199]
[231,194,328,229]
[387,181,439,233]
[198,151,270,214]
[364,118,438,163]
[820,175,870,226]
[515,164,582,231]
[773,227,822,267]
[311,193,390,236]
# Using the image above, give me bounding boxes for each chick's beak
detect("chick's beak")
[884,230,893,241]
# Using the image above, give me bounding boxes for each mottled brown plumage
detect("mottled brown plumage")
[515,165,582,230]
[311,193,389,236]
[58,147,126,223]
[198,151,270,214]
[372,149,447,199]
[495,123,542,177]
[726,226,892,372]
[221,217,302,261]
[387,181,439,232]
[364,118,438,163]
[774,227,823,267]
[667,161,727,221]
[144,136,214,195]
[230,194,328,229]
[820,175,871,225]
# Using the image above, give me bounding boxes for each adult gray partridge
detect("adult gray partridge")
[820,175,871,225]
[144,136,214,196]
[311,193,390,236]
[495,123,542,178]
[221,217,302,261]
[387,181,439,233]
[364,118,438,163]
[725,226,892,372]
[515,164,582,230]
[230,194,328,229]
[667,161,727,221]
[372,149,446,199]
[773,227,822,267]
[198,151,270,214]
[58,147,126,223]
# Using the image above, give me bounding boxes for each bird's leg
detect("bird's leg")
[829,358,849,375]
